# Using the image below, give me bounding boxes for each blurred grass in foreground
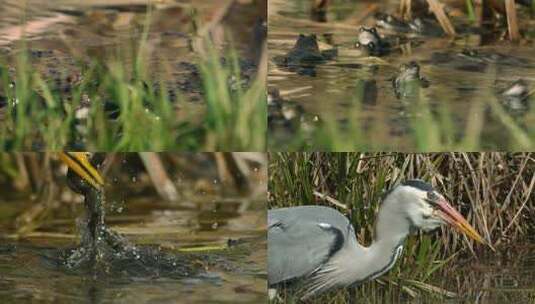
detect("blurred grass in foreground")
[268,152,535,303]
[0,24,266,151]
[269,68,535,152]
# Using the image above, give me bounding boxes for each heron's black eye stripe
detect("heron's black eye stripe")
[426,191,438,203]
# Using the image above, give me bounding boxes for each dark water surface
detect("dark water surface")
[0,197,267,303]
[268,0,535,150]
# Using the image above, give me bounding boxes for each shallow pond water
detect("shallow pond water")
[0,197,267,303]
[268,0,535,150]
[0,0,263,58]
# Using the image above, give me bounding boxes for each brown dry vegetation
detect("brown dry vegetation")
[268,152,535,302]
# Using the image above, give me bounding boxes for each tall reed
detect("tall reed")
[269,152,535,302]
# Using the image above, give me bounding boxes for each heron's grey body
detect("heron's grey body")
[268,181,444,300]
[268,206,358,285]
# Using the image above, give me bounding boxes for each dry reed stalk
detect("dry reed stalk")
[400,0,412,20]
[505,0,520,41]
[313,190,347,210]
[192,0,235,55]
[313,0,330,12]
[426,0,456,35]
[139,152,179,202]
[14,154,29,191]
[269,152,534,249]
[215,152,252,195]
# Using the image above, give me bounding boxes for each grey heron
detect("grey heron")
[268,180,484,300]
[59,152,137,269]
[59,152,106,246]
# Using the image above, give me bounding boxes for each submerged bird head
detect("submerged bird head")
[381,180,484,243]
[59,152,104,195]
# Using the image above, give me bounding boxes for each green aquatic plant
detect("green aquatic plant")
[199,44,267,151]
[0,45,266,151]
[466,0,476,23]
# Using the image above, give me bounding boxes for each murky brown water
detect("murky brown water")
[0,0,263,57]
[268,0,535,150]
[0,196,267,303]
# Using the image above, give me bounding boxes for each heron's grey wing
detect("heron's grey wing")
[268,207,347,285]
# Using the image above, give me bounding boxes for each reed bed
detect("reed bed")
[268,152,535,302]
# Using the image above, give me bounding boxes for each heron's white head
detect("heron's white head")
[380,180,484,243]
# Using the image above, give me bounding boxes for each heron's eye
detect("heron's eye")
[425,191,439,206]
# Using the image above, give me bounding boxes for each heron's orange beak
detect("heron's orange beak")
[59,152,104,190]
[436,198,484,244]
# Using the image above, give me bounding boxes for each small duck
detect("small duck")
[268,88,320,133]
[497,79,531,113]
[392,61,429,98]
[268,88,305,124]
[501,79,529,99]
[375,13,410,33]
[408,18,443,37]
[355,27,390,56]
[375,13,443,37]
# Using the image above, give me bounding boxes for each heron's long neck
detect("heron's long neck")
[83,190,105,245]
[361,200,412,281]
[375,200,412,245]
[336,206,410,287]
